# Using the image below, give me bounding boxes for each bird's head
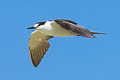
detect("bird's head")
[27,21,46,29]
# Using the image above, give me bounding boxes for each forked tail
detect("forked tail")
[90,31,106,35]
[89,31,106,38]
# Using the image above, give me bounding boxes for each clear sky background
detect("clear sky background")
[0,0,120,80]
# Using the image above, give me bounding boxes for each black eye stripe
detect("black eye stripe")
[36,21,46,26]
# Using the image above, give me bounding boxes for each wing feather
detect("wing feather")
[29,30,53,67]
[55,19,77,25]
[55,20,96,38]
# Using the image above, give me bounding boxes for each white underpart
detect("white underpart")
[36,21,77,36]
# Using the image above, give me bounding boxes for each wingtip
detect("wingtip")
[33,64,38,67]
[31,58,40,68]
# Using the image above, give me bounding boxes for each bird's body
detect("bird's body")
[27,19,105,67]
[36,21,77,36]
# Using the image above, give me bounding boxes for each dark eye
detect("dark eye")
[36,21,46,26]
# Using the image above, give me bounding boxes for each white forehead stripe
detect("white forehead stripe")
[34,24,39,27]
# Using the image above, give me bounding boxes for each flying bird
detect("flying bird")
[27,19,105,67]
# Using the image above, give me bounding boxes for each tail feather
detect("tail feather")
[77,31,105,38]
[87,31,106,38]
[90,32,106,35]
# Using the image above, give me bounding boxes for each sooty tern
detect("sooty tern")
[27,19,105,67]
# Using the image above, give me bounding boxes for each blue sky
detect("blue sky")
[0,0,120,80]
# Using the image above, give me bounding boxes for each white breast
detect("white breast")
[37,21,77,37]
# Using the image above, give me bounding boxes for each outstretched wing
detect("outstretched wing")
[29,30,53,67]
[55,20,98,38]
